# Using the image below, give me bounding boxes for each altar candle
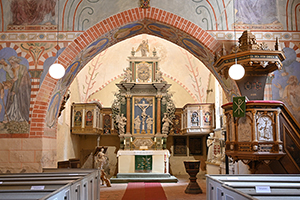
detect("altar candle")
[130,137,132,142]
[154,137,156,142]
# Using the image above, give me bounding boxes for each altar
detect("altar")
[117,150,170,173]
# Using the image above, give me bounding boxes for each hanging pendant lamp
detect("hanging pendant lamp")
[228,0,244,80]
[49,0,65,79]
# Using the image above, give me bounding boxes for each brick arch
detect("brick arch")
[30,7,225,137]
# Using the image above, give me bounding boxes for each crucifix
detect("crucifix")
[136,100,150,131]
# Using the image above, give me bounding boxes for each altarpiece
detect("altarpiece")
[111,41,175,175]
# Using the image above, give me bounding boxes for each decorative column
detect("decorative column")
[252,110,258,142]
[275,109,281,142]
[156,95,162,134]
[125,94,131,134]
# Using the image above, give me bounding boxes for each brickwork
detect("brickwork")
[30,7,221,138]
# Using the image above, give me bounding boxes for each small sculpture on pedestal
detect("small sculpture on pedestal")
[116,114,127,135]
[206,133,215,163]
[95,148,111,187]
[162,113,173,135]
[136,40,149,57]
[146,115,153,133]
[123,67,132,83]
[134,115,141,132]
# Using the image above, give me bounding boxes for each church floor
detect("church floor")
[100,175,207,200]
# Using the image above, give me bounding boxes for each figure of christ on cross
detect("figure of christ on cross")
[136,100,150,131]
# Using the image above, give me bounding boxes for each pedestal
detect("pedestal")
[184,160,202,194]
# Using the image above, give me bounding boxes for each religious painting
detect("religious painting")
[0,48,31,133]
[114,23,143,40]
[189,136,203,156]
[60,61,81,90]
[285,129,300,169]
[10,0,56,26]
[74,111,82,127]
[172,113,181,134]
[272,47,300,124]
[132,97,154,134]
[147,23,177,40]
[235,0,282,29]
[140,0,150,8]
[46,91,61,128]
[191,111,199,126]
[173,136,187,156]
[182,38,208,61]
[85,110,93,126]
[103,114,111,135]
[203,111,212,125]
[83,38,109,59]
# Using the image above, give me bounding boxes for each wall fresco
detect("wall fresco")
[0,48,31,133]
[10,0,56,26]
[272,47,300,123]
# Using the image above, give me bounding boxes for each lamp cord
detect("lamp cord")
[56,0,59,63]
[233,0,237,65]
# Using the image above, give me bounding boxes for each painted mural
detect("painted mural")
[0,48,31,133]
[46,60,82,128]
[235,0,283,29]
[272,47,300,123]
[10,0,56,25]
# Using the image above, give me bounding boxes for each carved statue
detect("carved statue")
[206,132,215,162]
[95,148,111,187]
[146,115,153,132]
[134,115,141,130]
[123,67,132,82]
[162,113,173,135]
[116,114,127,134]
[155,70,163,82]
[136,100,150,130]
[96,147,107,170]
[136,40,149,57]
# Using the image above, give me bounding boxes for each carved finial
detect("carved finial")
[275,37,279,50]
[153,48,157,57]
[131,47,135,56]
[238,30,260,51]
[221,43,227,56]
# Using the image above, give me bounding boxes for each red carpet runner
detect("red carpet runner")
[122,182,167,200]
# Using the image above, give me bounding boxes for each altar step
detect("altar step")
[110,173,178,183]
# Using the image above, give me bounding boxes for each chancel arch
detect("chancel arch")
[32,7,238,138]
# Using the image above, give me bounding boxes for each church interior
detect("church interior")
[0,0,300,199]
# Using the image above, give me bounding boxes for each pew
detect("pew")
[0,169,100,200]
[206,174,300,200]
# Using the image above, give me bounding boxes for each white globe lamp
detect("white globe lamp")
[228,63,245,80]
[49,63,65,79]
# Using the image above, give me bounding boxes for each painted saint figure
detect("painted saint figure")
[0,56,31,122]
[274,75,300,121]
